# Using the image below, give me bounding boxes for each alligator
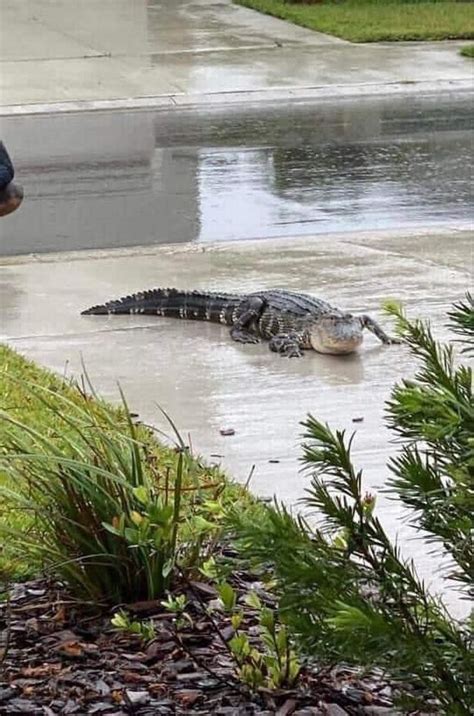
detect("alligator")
[82,288,399,357]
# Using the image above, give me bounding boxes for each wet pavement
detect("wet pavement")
[0,0,473,109]
[0,97,472,255]
[1,229,472,613]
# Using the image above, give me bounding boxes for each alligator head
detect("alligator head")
[309,313,363,355]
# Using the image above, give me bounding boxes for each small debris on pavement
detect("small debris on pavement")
[219,428,235,436]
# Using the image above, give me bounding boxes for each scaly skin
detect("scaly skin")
[82,288,399,357]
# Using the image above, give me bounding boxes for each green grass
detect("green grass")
[235,0,474,42]
[0,345,243,584]
[460,43,474,57]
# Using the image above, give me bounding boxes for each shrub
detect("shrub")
[447,292,473,354]
[231,297,473,713]
[0,376,240,604]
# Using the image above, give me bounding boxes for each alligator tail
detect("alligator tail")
[81,287,242,324]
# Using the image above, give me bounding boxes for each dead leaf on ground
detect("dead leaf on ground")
[21,663,63,678]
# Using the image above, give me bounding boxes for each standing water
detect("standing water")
[0,94,472,255]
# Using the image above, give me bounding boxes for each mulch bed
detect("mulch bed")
[0,577,418,715]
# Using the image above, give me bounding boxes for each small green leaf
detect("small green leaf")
[132,485,149,505]
[244,591,262,610]
[229,633,250,659]
[149,503,174,526]
[199,557,218,579]
[162,558,174,578]
[111,610,129,629]
[276,626,288,654]
[231,612,243,630]
[218,582,237,612]
[201,499,224,515]
[124,527,140,544]
[102,522,123,537]
[192,515,217,533]
[259,607,275,632]
[130,510,143,526]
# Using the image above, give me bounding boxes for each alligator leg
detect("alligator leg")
[269,332,304,358]
[360,315,400,345]
[229,296,266,344]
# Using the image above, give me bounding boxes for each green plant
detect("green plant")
[447,292,474,354]
[199,556,219,580]
[385,298,473,590]
[460,44,474,58]
[111,609,156,642]
[216,583,301,691]
[235,0,474,43]
[231,299,473,713]
[161,592,193,628]
[0,376,238,604]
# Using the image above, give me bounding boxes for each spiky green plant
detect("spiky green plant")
[447,292,474,354]
[386,299,473,590]
[231,298,473,714]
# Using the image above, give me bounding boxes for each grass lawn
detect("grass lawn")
[460,43,474,57]
[235,0,474,42]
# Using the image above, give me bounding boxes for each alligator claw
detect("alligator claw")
[270,334,303,357]
[283,347,303,358]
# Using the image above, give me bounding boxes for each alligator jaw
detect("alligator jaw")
[311,337,363,355]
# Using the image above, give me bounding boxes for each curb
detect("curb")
[1,79,473,117]
[1,224,471,266]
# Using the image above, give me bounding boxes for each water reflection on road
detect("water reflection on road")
[0,95,472,255]
[198,134,471,240]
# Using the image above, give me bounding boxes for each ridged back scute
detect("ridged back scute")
[82,287,243,321]
[256,289,334,317]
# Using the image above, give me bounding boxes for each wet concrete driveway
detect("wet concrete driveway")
[1,0,472,107]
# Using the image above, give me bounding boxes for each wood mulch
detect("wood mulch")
[0,577,426,715]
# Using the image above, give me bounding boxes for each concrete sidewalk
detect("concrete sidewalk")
[0,0,473,113]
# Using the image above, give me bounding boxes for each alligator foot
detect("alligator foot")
[360,315,401,345]
[230,296,266,344]
[269,333,303,358]
[230,328,260,344]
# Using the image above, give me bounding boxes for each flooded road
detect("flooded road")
[0,95,472,255]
